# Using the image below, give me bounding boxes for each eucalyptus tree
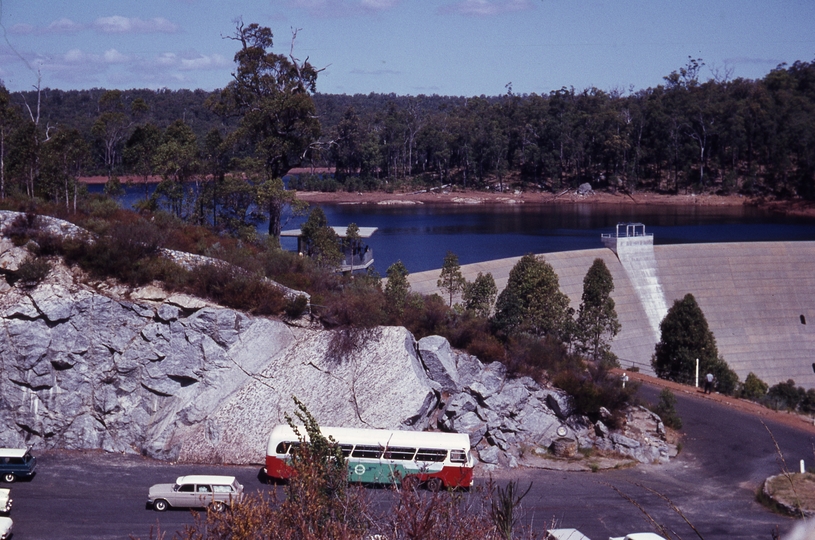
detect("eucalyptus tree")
[91,90,146,179]
[0,85,20,200]
[40,127,90,211]
[152,120,200,218]
[124,122,161,198]
[214,21,321,240]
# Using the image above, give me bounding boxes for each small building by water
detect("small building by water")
[280,226,378,273]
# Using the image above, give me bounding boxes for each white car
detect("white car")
[0,489,10,513]
[148,475,243,512]
[546,528,592,540]
[609,534,667,540]
[0,516,11,540]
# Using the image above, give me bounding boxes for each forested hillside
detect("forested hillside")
[1,55,814,214]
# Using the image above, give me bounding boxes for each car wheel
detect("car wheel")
[209,501,226,512]
[153,499,169,512]
[426,477,443,492]
[2,474,14,483]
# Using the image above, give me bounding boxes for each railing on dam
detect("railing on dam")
[601,222,653,239]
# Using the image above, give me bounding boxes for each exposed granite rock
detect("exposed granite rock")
[0,211,678,468]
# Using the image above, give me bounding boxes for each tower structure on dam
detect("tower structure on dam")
[601,223,669,347]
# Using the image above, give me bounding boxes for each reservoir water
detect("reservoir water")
[96,185,815,275]
[292,202,815,274]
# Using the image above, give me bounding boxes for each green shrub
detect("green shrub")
[740,372,769,401]
[552,366,638,424]
[11,257,52,287]
[5,212,39,246]
[653,388,683,430]
[767,379,806,411]
[284,294,310,319]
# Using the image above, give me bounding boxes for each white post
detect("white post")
[801,459,806,474]
[695,358,699,388]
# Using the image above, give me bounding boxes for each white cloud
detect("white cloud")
[64,49,87,63]
[93,16,179,34]
[103,49,129,64]
[46,18,83,33]
[155,53,179,67]
[440,0,532,17]
[179,54,230,71]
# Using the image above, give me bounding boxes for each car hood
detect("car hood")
[148,483,176,497]
[0,516,11,533]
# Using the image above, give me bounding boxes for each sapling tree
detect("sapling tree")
[438,251,466,307]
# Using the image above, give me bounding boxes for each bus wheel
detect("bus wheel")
[426,478,443,492]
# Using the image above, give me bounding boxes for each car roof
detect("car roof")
[546,528,592,540]
[175,475,237,485]
[0,448,29,458]
[619,534,667,540]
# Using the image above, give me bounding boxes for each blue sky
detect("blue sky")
[1,0,814,97]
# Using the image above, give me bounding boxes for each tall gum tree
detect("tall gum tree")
[215,21,321,241]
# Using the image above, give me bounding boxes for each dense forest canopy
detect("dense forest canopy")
[2,52,815,230]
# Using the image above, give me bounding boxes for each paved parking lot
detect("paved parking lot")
[4,381,812,539]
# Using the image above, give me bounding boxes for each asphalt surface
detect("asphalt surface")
[4,382,813,540]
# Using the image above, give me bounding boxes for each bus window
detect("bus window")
[415,448,448,462]
[450,450,467,463]
[384,447,416,461]
[275,442,290,454]
[339,444,354,457]
[275,441,301,454]
[352,445,383,459]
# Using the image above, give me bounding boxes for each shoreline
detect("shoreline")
[295,188,815,217]
[78,176,815,217]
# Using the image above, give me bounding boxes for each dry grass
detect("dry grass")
[764,473,815,514]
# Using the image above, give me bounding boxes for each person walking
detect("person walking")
[704,372,714,394]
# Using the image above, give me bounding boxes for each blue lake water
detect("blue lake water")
[96,185,815,275]
[283,202,815,274]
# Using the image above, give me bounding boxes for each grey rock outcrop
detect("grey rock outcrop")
[0,262,438,463]
[423,335,677,469]
[0,210,677,468]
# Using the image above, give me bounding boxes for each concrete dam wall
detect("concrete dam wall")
[407,241,815,389]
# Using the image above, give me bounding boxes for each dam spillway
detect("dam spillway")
[407,240,815,389]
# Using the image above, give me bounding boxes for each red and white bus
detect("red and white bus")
[264,425,475,491]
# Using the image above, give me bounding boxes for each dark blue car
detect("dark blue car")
[0,449,36,483]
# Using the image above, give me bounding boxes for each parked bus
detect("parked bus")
[264,425,474,491]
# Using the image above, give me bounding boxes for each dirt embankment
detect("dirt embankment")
[294,188,815,218]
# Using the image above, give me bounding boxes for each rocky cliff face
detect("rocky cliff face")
[0,211,675,467]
